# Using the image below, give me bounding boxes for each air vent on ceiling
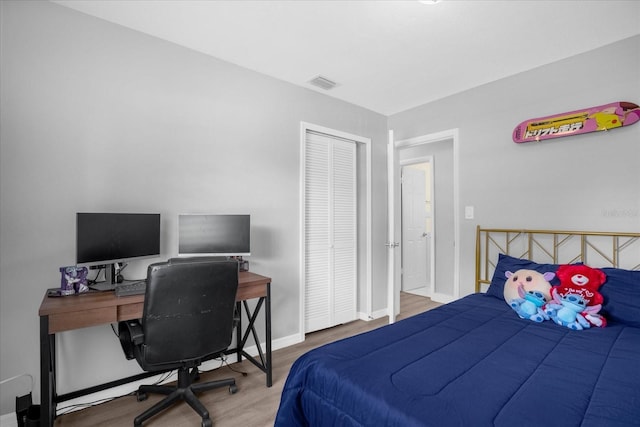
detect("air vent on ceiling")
[308,75,339,91]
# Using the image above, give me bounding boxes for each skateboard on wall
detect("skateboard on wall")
[512,101,640,143]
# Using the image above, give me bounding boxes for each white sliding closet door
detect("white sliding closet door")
[305,131,357,333]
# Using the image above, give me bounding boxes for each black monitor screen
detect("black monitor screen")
[178,214,250,256]
[76,213,161,266]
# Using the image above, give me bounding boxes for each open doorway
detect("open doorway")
[388,128,459,323]
[400,158,434,297]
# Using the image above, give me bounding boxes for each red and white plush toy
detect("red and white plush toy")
[546,264,607,328]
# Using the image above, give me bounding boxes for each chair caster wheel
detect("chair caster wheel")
[136,391,148,402]
[202,418,213,427]
[229,384,238,394]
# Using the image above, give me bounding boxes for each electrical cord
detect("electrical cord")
[87,262,129,285]
[87,268,103,286]
[55,369,178,416]
[118,263,129,274]
[0,373,34,392]
[199,354,248,377]
[56,396,119,416]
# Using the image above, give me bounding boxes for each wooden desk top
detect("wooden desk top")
[39,271,270,333]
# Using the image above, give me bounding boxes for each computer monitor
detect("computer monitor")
[178,214,250,257]
[76,212,161,284]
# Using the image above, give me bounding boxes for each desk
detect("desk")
[38,271,271,427]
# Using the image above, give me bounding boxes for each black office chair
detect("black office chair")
[119,257,239,427]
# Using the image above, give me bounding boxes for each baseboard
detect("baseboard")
[358,306,395,321]
[402,288,429,297]
[241,332,302,358]
[431,292,455,304]
[370,307,388,320]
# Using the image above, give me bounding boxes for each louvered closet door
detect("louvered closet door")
[305,131,357,333]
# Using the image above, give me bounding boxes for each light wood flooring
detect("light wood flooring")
[54,292,441,427]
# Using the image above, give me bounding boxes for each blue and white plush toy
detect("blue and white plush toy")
[544,287,602,330]
[504,269,555,323]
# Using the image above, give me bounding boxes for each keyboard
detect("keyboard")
[115,280,146,297]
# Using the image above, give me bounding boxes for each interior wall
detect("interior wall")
[389,35,640,298]
[0,0,388,414]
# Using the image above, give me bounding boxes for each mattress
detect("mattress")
[275,293,640,426]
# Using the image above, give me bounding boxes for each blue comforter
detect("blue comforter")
[275,293,640,426]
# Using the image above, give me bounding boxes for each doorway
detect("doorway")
[400,158,434,297]
[387,128,459,323]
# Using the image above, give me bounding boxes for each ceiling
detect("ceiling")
[53,0,640,116]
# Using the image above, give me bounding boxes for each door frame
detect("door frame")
[299,122,372,341]
[388,128,459,322]
[400,156,435,298]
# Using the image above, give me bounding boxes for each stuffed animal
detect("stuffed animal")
[504,269,555,322]
[545,264,607,328]
[503,269,554,304]
[544,288,600,330]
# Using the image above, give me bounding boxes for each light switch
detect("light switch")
[465,206,474,219]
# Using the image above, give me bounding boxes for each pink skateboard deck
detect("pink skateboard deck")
[513,101,640,143]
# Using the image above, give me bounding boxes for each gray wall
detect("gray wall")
[0,1,388,414]
[390,34,640,297]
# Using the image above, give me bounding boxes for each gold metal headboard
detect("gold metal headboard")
[475,226,640,293]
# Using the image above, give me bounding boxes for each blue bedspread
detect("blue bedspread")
[275,293,640,426]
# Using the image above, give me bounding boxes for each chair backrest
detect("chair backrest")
[140,258,239,367]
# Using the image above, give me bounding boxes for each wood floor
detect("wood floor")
[54,292,441,427]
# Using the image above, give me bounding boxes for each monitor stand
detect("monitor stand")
[88,263,118,291]
[89,282,116,292]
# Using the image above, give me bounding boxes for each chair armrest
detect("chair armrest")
[118,320,144,360]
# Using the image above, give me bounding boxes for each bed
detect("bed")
[275,227,640,426]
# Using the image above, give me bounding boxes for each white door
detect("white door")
[387,132,399,323]
[304,131,357,333]
[401,162,432,296]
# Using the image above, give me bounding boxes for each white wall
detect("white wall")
[389,35,640,298]
[0,1,389,415]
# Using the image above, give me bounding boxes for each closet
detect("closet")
[304,130,357,333]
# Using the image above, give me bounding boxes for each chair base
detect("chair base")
[134,367,237,427]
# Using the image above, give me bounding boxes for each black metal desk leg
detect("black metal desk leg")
[235,302,242,364]
[266,282,272,387]
[40,316,55,427]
